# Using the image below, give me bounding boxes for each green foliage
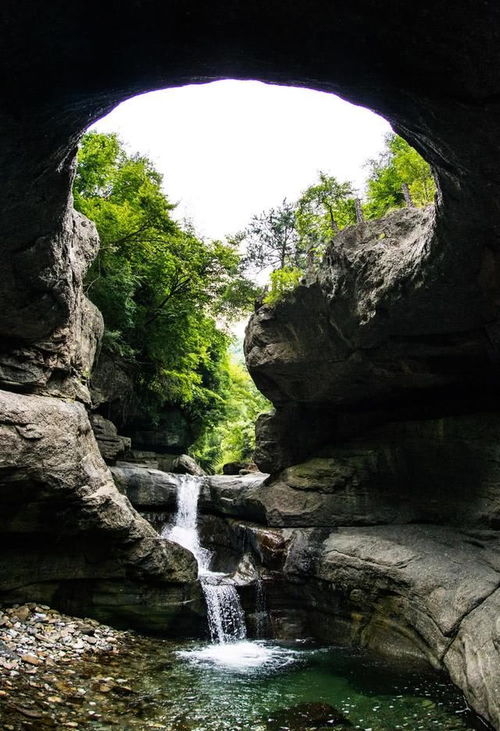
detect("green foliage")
[264,267,302,305]
[364,133,436,219]
[296,172,357,256]
[241,199,304,273]
[239,174,356,305]
[191,357,271,472]
[74,132,255,441]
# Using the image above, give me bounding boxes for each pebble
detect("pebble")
[0,603,136,729]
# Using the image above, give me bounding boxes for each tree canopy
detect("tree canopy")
[241,199,303,273]
[364,133,436,219]
[296,172,357,252]
[75,132,258,446]
[238,135,436,305]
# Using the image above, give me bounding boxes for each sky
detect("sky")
[91,80,391,241]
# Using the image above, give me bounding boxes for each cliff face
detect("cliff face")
[243,207,500,728]
[246,207,500,473]
[0,207,201,632]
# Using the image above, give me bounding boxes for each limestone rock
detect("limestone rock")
[112,465,268,521]
[90,353,134,412]
[0,390,198,629]
[290,525,500,729]
[245,208,500,471]
[111,464,179,510]
[0,211,103,402]
[3,3,500,726]
[234,521,500,729]
[247,413,500,529]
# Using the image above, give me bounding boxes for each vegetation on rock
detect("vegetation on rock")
[364,133,436,219]
[240,133,436,304]
[191,357,270,471]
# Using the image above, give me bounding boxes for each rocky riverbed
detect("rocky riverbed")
[0,604,155,729]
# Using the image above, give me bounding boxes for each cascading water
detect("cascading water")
[162,474,211,573]
[162,474,247,644]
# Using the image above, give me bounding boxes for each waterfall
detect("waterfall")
[163,474,247,644]
[202,575,246,644]
[162,474,211,573]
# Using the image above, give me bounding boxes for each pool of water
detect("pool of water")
[85,637,483,730]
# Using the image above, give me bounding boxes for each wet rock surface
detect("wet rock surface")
[112,466,268,520]
[261,524,500,730]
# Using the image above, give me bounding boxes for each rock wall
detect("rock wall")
[0,184,202,633]
[243,207,500,727]
[0,390,202,632]
[245,208,500,472]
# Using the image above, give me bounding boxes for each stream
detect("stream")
[146,474,483,731]
[0,476,486,730]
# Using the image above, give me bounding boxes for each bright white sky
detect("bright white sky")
[91,80,391,241]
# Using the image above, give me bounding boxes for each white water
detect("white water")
[176,639,300,672]
[162,474,211,572]
[162,474,247,645]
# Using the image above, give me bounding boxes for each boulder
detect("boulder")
[111,464,180,510]
[0,390,199,631]
[172,454,206,476]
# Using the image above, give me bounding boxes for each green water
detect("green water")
[86,638,483,730]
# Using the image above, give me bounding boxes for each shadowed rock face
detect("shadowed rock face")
[1,2,500,726]
[245,207,500,471]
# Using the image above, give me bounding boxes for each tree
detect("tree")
[191,357,271,471]
[364,133,436,219]
[241,199,304,273]
[296,172,357,255]
[74,132,255,441]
